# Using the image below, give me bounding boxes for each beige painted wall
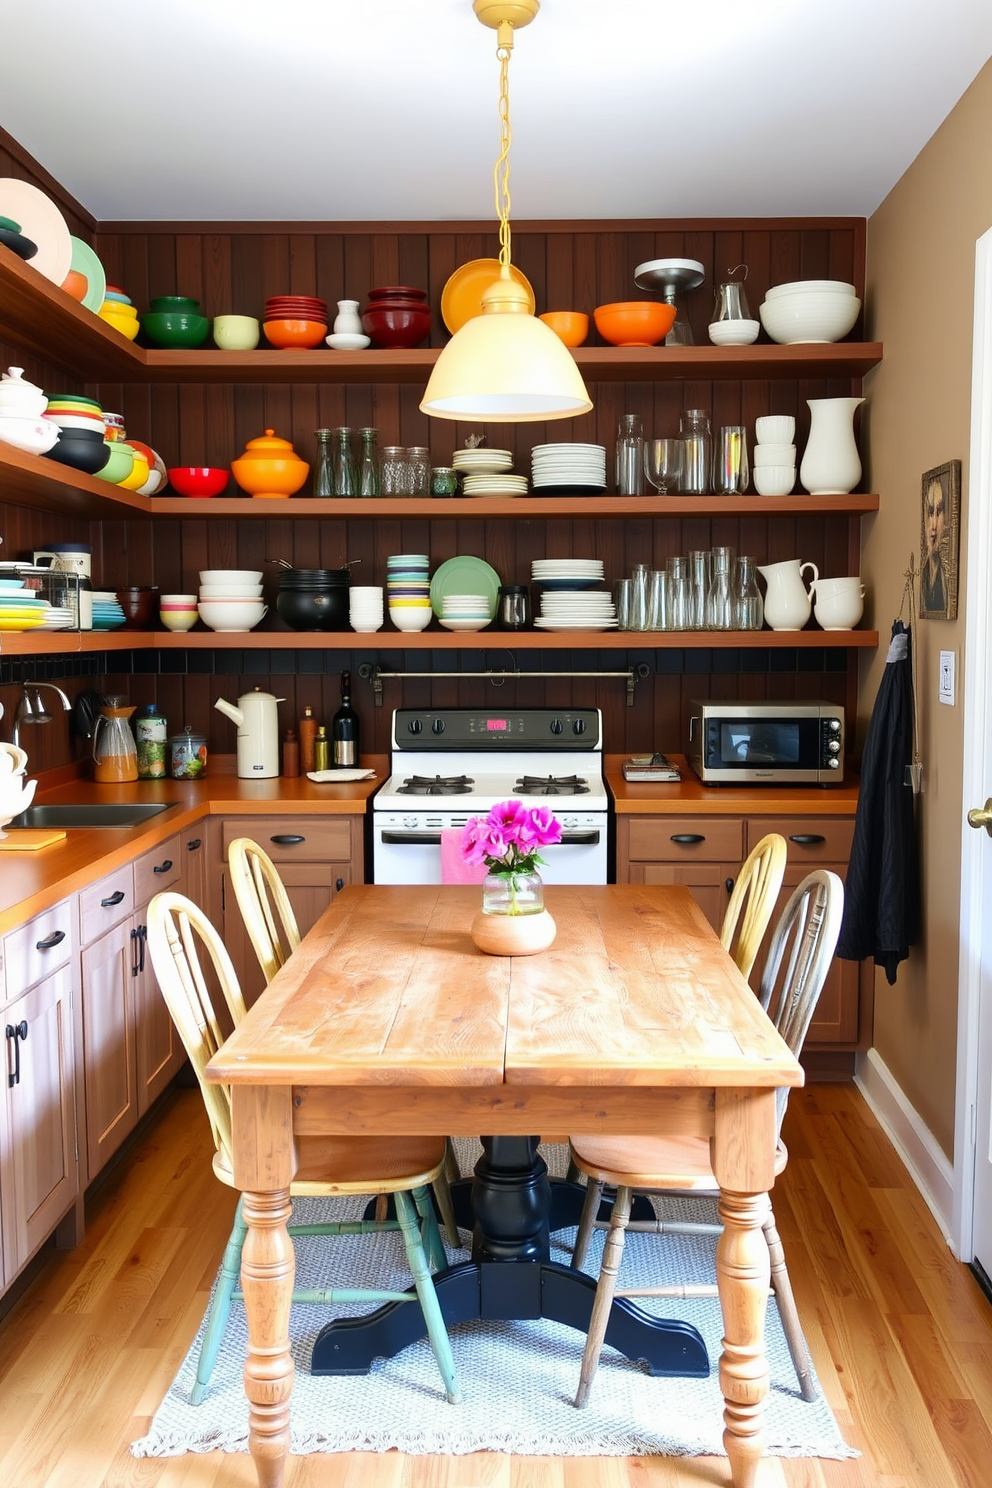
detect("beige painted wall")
[862,58,992,1157]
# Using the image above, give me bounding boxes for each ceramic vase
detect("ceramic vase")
[470,870,557,956]
[799,397,865,495]
[333,299,363,335]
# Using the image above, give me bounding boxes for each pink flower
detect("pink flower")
[460,800,562,874]
[526,804,563,847]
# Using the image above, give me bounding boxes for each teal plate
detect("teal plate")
[429,555,501,619]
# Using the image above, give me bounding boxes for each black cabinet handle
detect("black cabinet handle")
[335,878,345,892]
[270,834,306,846]
[725,877,735,894]
[130,926,140,976]
[138,923,147,973]
[186,837,202,851]
[788,834,826,846]
[153,859,174,874]
[35,929,66,951]
[380,829,601,846]
[670,834,705,845]
[101,890,126,907]
[6,1019,28,1087]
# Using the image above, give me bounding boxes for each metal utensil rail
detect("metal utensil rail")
[358,661,651,705]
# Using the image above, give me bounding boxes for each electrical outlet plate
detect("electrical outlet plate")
[939,650,955,706]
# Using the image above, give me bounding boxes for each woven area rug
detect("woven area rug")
[133,1142,856,1461]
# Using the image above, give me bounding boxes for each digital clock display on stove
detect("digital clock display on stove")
[486,719,508,731]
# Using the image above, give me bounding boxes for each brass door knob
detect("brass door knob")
[967,798,992,836]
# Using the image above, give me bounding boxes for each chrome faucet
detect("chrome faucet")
[11,683,72,752]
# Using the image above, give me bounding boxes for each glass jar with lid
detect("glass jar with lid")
[169,727,208,779]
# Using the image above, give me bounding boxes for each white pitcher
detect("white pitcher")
[799,396,865,495]
[757,558,819,630]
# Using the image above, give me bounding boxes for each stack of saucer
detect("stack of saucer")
[349,585,384,633]
[91,590,126,630]
[438,595,492,632]
[753,415,797,496]
[534,591,617,632]
[386,553,432,632]
[452,446,524,496]
[531,558,605,591]
[531,443,607,495]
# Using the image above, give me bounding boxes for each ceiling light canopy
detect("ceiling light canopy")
[420,0,593,424]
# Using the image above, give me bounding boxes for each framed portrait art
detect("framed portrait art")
[919,459,961,620]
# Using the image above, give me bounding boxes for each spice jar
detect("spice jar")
[431,466,459,498]
[169,727,208,779]
[496,584,530,630]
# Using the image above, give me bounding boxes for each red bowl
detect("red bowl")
[166,465,230,497]
[361,301,432,348]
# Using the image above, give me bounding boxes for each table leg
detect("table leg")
[241,1187,295,1488]
[715,1187,773,1488]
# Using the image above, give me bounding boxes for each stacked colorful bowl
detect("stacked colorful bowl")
[42,394,111,474]
[97,287,140,341]
[262,296,329,349]
[386,553,432,632]
[90,591,126,630]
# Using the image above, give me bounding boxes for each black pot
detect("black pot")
[279,567,351,587]
[45,430,111,475]
[276,584,349,631]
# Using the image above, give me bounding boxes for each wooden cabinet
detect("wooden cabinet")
[217,815,361,1004]
[1,900,78,1281]
[180,825,207,908]
[132,836,184,1116]
[618,815,745,933]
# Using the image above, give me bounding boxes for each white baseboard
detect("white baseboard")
[854,1047,955,1241]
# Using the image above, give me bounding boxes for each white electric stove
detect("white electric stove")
[372,706,609,885]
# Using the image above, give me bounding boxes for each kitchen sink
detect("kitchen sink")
[8,802,178,829]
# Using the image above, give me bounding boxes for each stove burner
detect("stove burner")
[514,774,590,797]
[397,774,476,796]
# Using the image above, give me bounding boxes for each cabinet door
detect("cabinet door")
[181,828,207,908]
[223,862,351,1005]
[133,840,185,1116]
[2,966,78,1276]
[80,920,138,1181]
[627,860,736,935]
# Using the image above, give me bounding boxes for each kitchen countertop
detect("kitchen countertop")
[0,755,387,934]
[605,754,860,815]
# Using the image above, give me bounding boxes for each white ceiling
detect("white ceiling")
[2,0,991,225]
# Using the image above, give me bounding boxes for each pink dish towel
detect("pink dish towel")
[441,828,488,884]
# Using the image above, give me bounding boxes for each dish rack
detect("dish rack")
[0,561,83,631]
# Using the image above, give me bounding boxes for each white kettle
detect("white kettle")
[215,687,284,778]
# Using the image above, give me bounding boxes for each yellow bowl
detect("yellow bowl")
[98,306,140,341]
[538,311,589,347]
[117,449,151,490]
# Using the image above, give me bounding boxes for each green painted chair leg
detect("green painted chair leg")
[396,1189,462,1404]
[412,1183,447,1272]
[191,1195,247,1405]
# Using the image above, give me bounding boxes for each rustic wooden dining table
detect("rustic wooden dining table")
[206,882,803,1488]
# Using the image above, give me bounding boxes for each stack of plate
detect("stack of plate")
[39,605,73,629]
[0,587,49,632]
[452,447,515,496]
[531,559,605,591]
[534,591,618,632]
[531,443,608,496]
[91,590,126,630]
[438,594,493,632]
[461,473,529,498]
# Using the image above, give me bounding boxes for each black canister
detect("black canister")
[496,584,530,630]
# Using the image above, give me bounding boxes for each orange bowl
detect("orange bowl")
[62,268,88,303]
[262,318,328,350]
[538,311,589,347]
[593,301,676,347]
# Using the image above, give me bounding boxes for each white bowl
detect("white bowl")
[814,576,865,601]
[439,617,492,632]
[198,585,264,599]
[707,319,760,346]
[814,591,864,630]
[159,593,197,605]
[759,294,861,345]
[325,332,371,351]
[44,412,106,432]
[754,415,795,444]
[753,465,796,496]
[389,606,433,633]
[199,569,263,584]
[197,600,267,632]
[0,413,61,455]
[765,280,856,299]
[753,443,797,467]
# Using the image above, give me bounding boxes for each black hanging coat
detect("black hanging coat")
[836,620,920,984]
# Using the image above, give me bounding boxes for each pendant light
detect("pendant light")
[420,0,593,424]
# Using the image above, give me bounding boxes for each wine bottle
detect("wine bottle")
[331,670,360,767]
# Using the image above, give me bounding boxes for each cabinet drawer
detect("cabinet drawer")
[746,817,854,864]
[3,899,73,993]
[78,865,135,944]
[626,816,744,864]
[133,834,182,905]
[221,817,353,863]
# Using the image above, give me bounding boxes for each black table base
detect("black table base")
[311,1136,708,1379]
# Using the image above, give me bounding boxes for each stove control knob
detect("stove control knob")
[550,718,563,734]
[431,718,445,734]
[408,719,423,734]
[563,816,577,829]
[572,718,586,735]
[403,815,419,829]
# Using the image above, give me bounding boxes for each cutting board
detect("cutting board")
[0,828,68,850]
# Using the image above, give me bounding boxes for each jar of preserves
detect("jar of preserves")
[135,702,168,779]
[169,727,208,779]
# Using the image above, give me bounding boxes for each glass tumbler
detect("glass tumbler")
[714,425,749,495]
[735,555,764,630]
[615,578,632,631]
[705,546,736,630]
[667,556,692,630]
[647,569,669,631]
[615,414,645,496]
[629,564,649,630]
[679,409,712,495]
[688,549,710,630]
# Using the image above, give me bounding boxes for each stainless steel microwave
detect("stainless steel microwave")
[688,700,845,785]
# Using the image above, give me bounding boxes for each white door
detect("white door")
[954,226,992,1273]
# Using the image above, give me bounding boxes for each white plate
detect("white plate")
[533,618,619,631]
[0,179,72,285]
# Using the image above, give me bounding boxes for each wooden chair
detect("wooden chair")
[145,891,462,1406]
[720,831,788,980]
[569,869,844,1408]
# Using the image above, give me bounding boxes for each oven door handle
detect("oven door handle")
[379,829,602,846]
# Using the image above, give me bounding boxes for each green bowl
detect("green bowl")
[0,214,22,233]
[149,294,201,312]
[140,311,211,348]
[93,441,136,484]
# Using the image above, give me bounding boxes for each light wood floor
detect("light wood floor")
[1,1081,991,1487]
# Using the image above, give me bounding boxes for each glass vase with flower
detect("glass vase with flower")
[461,800,562,955]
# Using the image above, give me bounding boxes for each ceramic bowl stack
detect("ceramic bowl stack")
[42,393,112,475]
[758,281,861,345]
[0,743,37,836]
[90,591,126,630]
[531,559,615,631]
[0,366,59,455]
[0,577,50,634]
[197,569,266,632]
[438,595,492,632]
[262,295,328,349]
[752,415,797,496]
[349,585,384,633]
[451,447,527,497]
[98,287,140,341]
[531,443,607,496]
[386,553,432,632]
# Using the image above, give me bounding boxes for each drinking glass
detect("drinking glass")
[713,425,749,495]
[647,569,669,631]
[615,578,632,631]
[705,546,736,630]
[667,556,691,631]
[735,555,764,630]
[688,549,710,630]
[680,409,712,496]
[644,438,683,495]
[629,564,649,631]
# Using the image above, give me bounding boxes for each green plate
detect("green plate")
[70,235,107,315]
[429,555,502,619]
